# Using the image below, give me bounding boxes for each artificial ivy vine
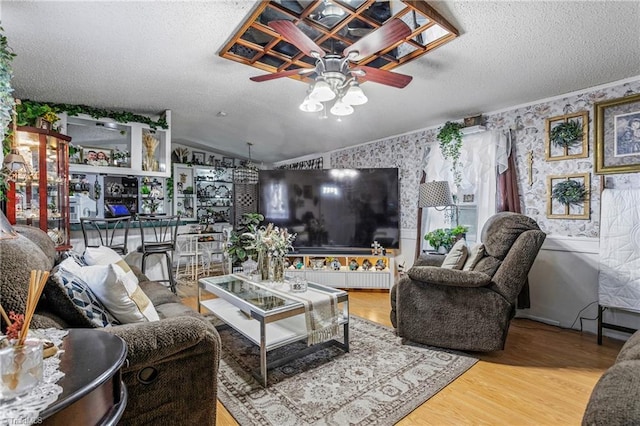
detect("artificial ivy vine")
[0,25,16,201]
[436,121,464,189]
[17,100,169,129]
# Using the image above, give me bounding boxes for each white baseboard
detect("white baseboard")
[515,313,561,327]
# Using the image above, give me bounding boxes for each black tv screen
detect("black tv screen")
[258,168,400,252]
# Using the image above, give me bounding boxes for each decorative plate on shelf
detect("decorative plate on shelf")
[215,185,230,198]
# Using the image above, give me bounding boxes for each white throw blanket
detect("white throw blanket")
[255,281,340,346]
[599,189,640,313]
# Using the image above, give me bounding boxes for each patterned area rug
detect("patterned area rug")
[217,315,478,425]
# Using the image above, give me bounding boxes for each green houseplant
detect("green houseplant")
[424,225,468,252]
[227,213,264,265]
[550,120,583,148]
[436,121,464,188]
[0,25,16,201]
[552,180,587,206]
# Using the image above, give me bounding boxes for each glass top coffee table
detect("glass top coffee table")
[198,274,349,387]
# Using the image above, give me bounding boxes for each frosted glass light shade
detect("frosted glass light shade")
[330,100,354,116]
[342,85,368,106]
[299,96,324,113]
[309,80,336,102]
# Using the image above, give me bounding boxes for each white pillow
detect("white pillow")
[441,239,468,269]
[84,245,138,290]
[61,257,159,323]
[463,243,485,271]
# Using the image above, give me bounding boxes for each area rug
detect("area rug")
[216,315,478,425]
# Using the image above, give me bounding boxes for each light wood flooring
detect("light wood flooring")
[181,289,623,426]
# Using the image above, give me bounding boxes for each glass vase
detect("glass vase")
[271,256,285,283]
[257,250,269,281]
[0,341,43,401]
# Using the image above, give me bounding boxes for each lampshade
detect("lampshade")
[299,96,324,113]
[419,181,453,208]
[342,83,368,106]
[330,99,354,116]
[309,80,335,102]
[0,209,17,240]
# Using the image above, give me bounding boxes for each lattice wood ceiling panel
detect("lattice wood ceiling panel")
[219,0,458,81]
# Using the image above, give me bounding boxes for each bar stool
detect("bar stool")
[80,216,132,255]
[136,214,180,294]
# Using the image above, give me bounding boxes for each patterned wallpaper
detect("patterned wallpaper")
[330,78,640,237]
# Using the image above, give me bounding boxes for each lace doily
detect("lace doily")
[0,329,69,426]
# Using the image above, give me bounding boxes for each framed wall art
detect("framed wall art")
[191,151,205,165]
[544,111,588,160]
[546,173,590,219]
[594,93,640,174]
[222,157,235,167]
[82,147,112,166]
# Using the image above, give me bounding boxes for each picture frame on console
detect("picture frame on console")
[595,93,640,174]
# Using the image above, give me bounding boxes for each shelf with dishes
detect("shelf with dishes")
[281,254,394,289]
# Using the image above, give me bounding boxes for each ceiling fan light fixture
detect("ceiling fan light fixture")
[299,96,324,113]
[309,79,336,102]
[342,83,368,106]
[330,99,354,116]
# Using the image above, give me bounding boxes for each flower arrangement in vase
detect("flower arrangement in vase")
[246,223,296,282]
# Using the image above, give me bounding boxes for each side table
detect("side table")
[41,329,128,425]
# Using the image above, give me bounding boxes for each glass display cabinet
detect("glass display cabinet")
[7,126,72,251]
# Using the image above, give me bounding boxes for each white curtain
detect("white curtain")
[421,130,507,250]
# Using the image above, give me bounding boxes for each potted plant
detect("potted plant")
[552,180,587,206]
[436,121,464,188]
[550,120,583,148]
[112,148,130,167]
[226,212,264,266]
[424,225,468,253]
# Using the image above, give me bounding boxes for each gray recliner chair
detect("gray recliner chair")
[390,212,546,352]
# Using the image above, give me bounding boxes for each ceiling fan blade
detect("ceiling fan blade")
[268,20,325,58]
[250,68,311,82]
[343,18,411,61]
[352,65,413,89]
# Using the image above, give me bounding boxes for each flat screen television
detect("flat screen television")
[258,168,400,253]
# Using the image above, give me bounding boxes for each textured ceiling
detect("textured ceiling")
[2,1,640,164]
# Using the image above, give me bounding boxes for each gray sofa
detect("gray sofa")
[583,331,640,425]
[0,225,220,425]
[391,212,546,352]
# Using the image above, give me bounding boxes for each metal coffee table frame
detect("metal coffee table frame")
[198,274,349,387]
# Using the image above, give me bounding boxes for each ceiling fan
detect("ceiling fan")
[250,18,414,116]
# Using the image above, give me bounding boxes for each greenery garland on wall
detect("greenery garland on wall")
[16,100,169,130]
[0,25,16,201]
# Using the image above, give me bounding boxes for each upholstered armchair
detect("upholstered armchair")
[390,212,546,352]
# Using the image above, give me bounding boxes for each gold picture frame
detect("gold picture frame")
[544,111,589,161]
[546,173,590,219]
[594,93,640,174]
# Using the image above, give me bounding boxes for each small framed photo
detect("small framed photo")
[82,147,112,166]
[222,157,235,167]
[192,151,205,165]
[595,93,640,174]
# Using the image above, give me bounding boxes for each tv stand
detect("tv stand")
[284,253,394,290]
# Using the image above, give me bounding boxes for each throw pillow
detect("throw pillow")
[463,243,485,271]
[46,258,118,328]
[440,238,468,269]
[83,245,140,297]
[60,260,159,323]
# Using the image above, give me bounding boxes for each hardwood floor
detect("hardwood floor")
[182,289,623,425]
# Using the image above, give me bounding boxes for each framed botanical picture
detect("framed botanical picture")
[594,93,640,174]
[546,173,590,219]
[82,147,112,166]
[191,151,205,165]
[545,111,588,161]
